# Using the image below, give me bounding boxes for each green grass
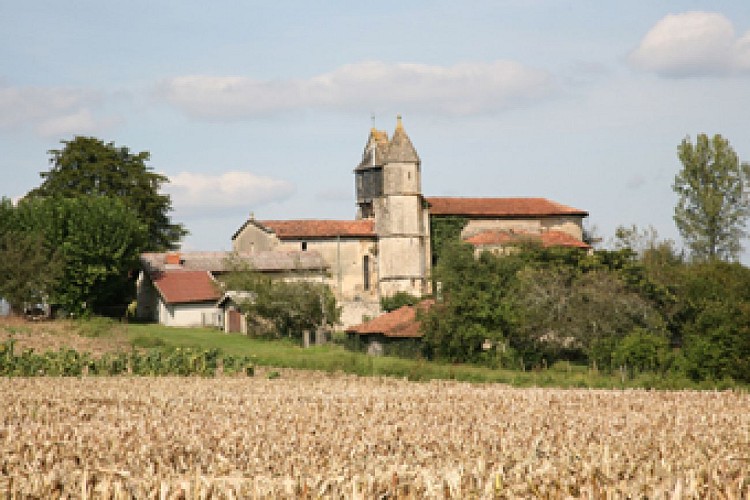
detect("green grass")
[119,324,747,390]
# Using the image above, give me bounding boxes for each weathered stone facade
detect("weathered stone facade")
[231,117,589,327]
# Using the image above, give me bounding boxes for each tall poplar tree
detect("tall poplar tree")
[672,134,750,261]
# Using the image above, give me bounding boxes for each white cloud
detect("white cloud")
[629,11,750,77]
[156,60,554,120]
[0,83,118,138]
[165,171,295,216]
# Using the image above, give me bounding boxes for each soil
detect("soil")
[0,316,131,356]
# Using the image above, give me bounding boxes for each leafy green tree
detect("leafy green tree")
[672,260,750,382]
[220,256,340,339]
[51,196,147,315]
[2,196,147,316]
[512,267,667,368]
[421,242,522,363]
[429,216,467,266]
[0,232,63,313]
[28,136,186,251]
[612,328,670,374]
[673,133,750,261]
[682,300,750,382]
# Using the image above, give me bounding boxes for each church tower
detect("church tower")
[355,116,430,298]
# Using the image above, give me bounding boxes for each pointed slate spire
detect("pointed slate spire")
[356,127,389,170]
[385,115,420,163]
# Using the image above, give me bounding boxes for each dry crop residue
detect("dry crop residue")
[1,374,749,498]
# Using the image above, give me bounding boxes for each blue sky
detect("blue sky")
[2,1,749,259]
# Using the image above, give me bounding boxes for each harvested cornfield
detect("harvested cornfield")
[1,372,749,498]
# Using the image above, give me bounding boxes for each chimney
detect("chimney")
[165,252,182,267]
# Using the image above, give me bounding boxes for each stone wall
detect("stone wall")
[461,216,584,240]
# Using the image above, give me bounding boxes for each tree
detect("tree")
[421,242,522,363]
[672,260,750,382]
[512,267,667,369]
[28,136,187,251]
[1,196,147,316]
[673,133,750,261]
[49,196,147,315]
[0,232,63,313]
[220,256,340,339]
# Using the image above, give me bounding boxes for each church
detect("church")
[231,117,589,326]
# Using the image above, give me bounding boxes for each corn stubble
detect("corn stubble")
[1,372,748,498]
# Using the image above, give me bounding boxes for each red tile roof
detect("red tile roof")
[346,300,434,338]
[259,219,376,239]
[151,271,221,304]
[464,230,590,249]
[426,197,588,217]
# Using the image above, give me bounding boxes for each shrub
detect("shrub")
[612,328,670,375]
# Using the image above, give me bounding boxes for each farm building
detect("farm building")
[346,300,434,356]
[136,251,327,329]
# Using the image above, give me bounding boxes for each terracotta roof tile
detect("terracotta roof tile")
[426,197,588,217]
[346,300,434,338]
[464,230,590,249]
[260,219,376,239]
[539,231,591,249]
[151,271,221,304]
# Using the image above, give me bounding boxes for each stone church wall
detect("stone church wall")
[233,224,280,252]
[461,216,583,240]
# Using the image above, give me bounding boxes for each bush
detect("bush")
[612,328,670,375]
[381,292,421,312]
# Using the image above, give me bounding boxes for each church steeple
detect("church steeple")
[385,115,419,164]
[357,127,389,170]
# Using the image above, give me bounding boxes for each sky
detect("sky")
[1,1,749,259]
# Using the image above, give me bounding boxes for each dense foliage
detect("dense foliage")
[420,238,750,383]
[28,136,187,251]
[429,216,467,266]
[0,196,146,316]
[381,291,421,312]
[219,256,341,340]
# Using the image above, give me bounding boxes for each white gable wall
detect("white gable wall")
[157,299,221,328]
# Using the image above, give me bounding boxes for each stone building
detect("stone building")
[232,117,589,327]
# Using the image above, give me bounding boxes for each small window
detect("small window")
[301,242,307,251]
[363,255,370,291]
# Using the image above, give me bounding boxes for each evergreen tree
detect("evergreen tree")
[673,134,750,261]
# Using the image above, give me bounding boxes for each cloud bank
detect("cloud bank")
[165,171,295,216]
[156,60,554,120]
[629,11,750,77]
[0,84,117,138]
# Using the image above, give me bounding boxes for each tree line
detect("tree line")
[0,137,185,317]
[1,131,748,386]
[417,133,750,383]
